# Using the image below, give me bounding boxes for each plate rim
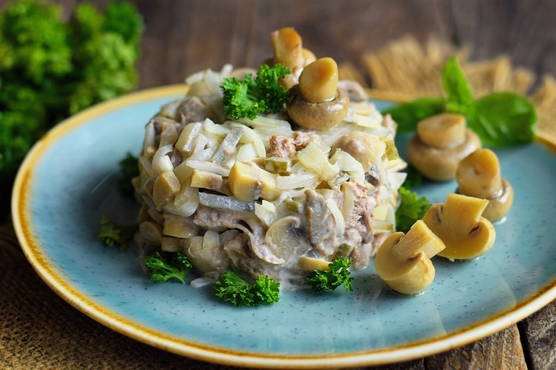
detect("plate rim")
[11,84,556,369]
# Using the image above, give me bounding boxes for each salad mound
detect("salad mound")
[132,28,406,289]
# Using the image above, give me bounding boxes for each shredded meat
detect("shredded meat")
[305,190,337,256]
[193,206,283,265]
[268,135,296,158]
[292,131,317,150]
[178,96,210,124]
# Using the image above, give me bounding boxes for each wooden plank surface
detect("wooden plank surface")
[1,0,555,369]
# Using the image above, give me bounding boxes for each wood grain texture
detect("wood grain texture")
[1,0,555,368]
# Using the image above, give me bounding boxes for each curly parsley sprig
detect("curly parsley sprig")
[221,63,290,120]
[306,257,354,292]
[215,271,280,306]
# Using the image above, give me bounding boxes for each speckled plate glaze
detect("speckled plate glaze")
[12,85,556,368]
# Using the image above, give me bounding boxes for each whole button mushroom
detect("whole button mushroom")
[456,148,514,221]
[423,193,496,260]
[408,113,481,181]
[375,220,446,295]
[270,27,316,88]
[286,57,349,130]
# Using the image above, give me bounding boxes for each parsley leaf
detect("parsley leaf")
[215,271,280,306]
[395,186,431,233]
[98,214,135,250]
[221,63,290,120]
[306,257,353,292]
[145,252,193,284]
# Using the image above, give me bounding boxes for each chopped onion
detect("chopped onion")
[276,173,318,190]
[175,121,202,153]
[185,159,230,176]
[212,126,244,164]
[198,192,254,212]
[236,143,257,162]
[152,145,174,175]
[255,200,277,226]
[165,187,199,217]
[326,198,345,235]
[229,122,266,157]
[203,118,230,136]
[297,141,339,181]
[143,121,156,154]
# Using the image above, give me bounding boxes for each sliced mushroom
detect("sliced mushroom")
[374,220,445,295]
[286,58,350,130]
[408,113,481,181]
[423,193,496,260]
[264,216,312,265]
[190,169,223,191]
[456,148,514,221]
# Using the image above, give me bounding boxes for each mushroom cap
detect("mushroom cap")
[423,194,496,260]
[286,85,349,130]
[456,148,502,199]
[482,178,514,221]
[408,129,481,181]
[417,113,466,149]
[374,233,436,295]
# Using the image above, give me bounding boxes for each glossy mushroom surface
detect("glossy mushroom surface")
[408,113,481,181]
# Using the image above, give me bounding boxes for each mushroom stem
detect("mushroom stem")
[299,57,339,103]
[391,220,445,261]
[271,27,303,71]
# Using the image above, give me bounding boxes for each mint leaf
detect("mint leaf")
[442,56,474,107]
[470,92,537,147]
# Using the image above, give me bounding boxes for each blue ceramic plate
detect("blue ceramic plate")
[12,85,556,368]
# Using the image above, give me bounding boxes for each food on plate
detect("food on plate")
[408,113,481,181]
[215,270,280,306]
[456,149,514,221]
[423,193,496,260]
[132,27,405,289]
[305,257,353,292]
[394,186,431,233]
[383,56,537,148]
[375,220,445,295]
[286,57,349,130]
[145,252,193,283]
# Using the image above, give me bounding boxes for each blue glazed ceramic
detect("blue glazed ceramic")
[12,85,556,368]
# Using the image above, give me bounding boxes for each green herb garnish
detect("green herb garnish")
[0,0,143,215]
[383,56,537,147]
[215,271,280,306]
[395,186,431,233]
[98,214,135,250]
[402,165,424,189]
[221,63,290,120]
[306,257,353,292]
[118,152,138,195]
[145,252,193,284]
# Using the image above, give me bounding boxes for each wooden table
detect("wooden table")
[1,0,554,369]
